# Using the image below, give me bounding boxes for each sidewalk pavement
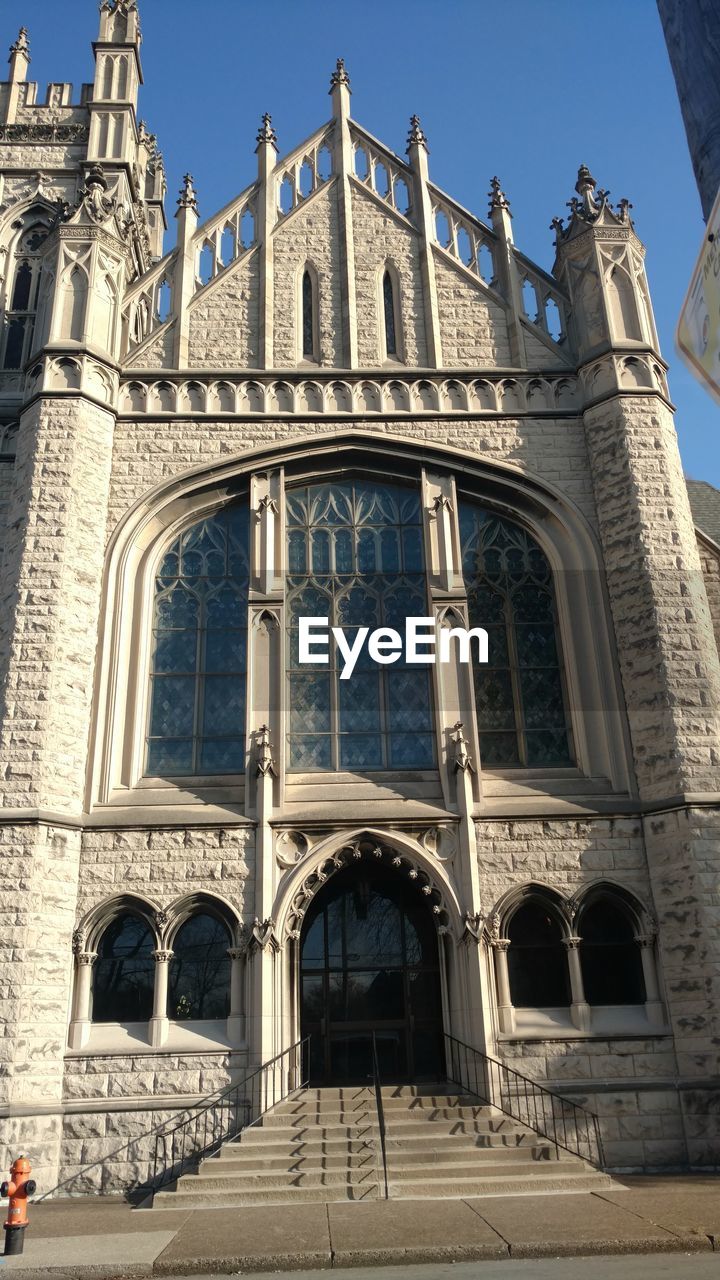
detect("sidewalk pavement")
[0,1177,718,1278]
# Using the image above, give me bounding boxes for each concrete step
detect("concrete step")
[190,1157,586,1192]
[387,1172,613,1198]
[153,1182,379,1207]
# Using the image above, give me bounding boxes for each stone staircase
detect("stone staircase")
[151,1084,613,1207]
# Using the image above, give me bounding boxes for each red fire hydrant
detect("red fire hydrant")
[1,1156,36,1256]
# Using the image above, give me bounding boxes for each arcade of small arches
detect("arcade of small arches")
[67,867,665,1065]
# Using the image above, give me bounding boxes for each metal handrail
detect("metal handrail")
[370,1032,389,1199]
[443,1032,604,1169]
[37,1037,309,1202]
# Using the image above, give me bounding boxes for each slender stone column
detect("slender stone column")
[172,174,199,367]
[150,950,172,1049]
[491,939,514,1035]
[68,952,96,1051]
[330,59,358,368]
[638,934,666,1028]
[406,116,442,366]
[564,937,591,1032]
[227,946,246,1046]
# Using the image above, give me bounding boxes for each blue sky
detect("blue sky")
[6,0,720,484]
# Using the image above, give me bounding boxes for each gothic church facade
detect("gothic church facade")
[1,1,720,1191]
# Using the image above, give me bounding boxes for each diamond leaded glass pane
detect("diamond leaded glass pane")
[460,502,572,768]
[146,504,249,777]
[286,480,434,772]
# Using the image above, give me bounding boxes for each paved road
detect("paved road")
[161,1257,720,1280]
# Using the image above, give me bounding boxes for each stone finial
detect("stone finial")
[9,27,30,59]
[406,114,429,152]
[488,176,510,216]
[452,721,475,774]
[330,57,351,91]
[177,173,199,214]
[256,723,278,777]
[256,112,278,150]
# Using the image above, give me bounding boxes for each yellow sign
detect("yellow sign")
[677,185,720,403]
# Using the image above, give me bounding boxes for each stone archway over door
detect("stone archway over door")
[299,860,445,1085]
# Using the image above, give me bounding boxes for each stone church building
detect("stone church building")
[1,0,720,1194]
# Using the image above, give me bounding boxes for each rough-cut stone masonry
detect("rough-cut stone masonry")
[500,1038,684,1170]
[0,397,115,810]
[698,535,720,653]
[188,252,259,368]
[352,186,428,366]
[273,186,343,367]
[433,253,512,367]
[108,415,598,540]
[77,827,255,924]
[476,817,651,910]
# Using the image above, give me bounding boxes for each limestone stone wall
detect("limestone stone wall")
[273,187,343,367]
[352,187,428,366]
[0,396,115,810]
[697,533,720,655]
[108,413,598,538]
[187,252,259,368]
[499,1037,684,1170]
[433,253,512,366]
[77,826,255,923]
[476,817,651,913]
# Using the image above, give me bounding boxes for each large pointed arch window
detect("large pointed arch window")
[1,220,49,370]
[286,479,435,771]
[146,504,250,776]
[460,504,572,767]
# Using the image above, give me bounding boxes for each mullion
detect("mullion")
[505,593,527,766]
[192,585,207,774]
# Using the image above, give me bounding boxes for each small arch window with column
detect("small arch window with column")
[69,894,247,1052]
[491,883,664,1037]
[381,264,403,362]
[1,216,50,370]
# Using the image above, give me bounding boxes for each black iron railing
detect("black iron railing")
[370,1031,389,1199]
[37,1038,309,1202]
[443,1032,604,1168]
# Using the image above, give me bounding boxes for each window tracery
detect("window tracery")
[459,504,572,767]
[146,504,250,776]
[1,219,49,370]
[286,479,435,771]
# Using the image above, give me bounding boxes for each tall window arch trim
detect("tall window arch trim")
[286,478,435,772]
[460,503,573,768]
[382,266,402,361]
[301,265,319,361]
[1,217,49,370]
[146,503,250,777]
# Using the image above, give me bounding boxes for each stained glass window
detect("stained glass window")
[2,221,48,371]
[580,900,645,1005]
[146,504,249,776]
[92,913,155,1023]
[168,913,231,1020]
[383,271,398,357]
[460,503,572,767]
[286,480,435,771]
[507,903,570,1007]
[302,270,315,359]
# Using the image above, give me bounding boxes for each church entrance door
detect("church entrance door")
[300,860,444,1085]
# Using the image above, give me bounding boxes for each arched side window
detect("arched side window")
[507,901,570,1007]
[459,504,572,768]
[579,899,646,1005]
[92,912,155,1023]
[301,267,318,361]
[286,479,435,771]
[146,503,250,777]
[168,912,231,1020]
[607,265,642,342]
[382,268,400,360]
[1,220,49,370]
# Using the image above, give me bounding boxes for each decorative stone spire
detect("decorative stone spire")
[552,163,633,246]
[176,173,198,215]
[488,176,511,217]
[406,114,429,152]
[255,112,278,152]
[9,27,30,60]
[330,57,351,92]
